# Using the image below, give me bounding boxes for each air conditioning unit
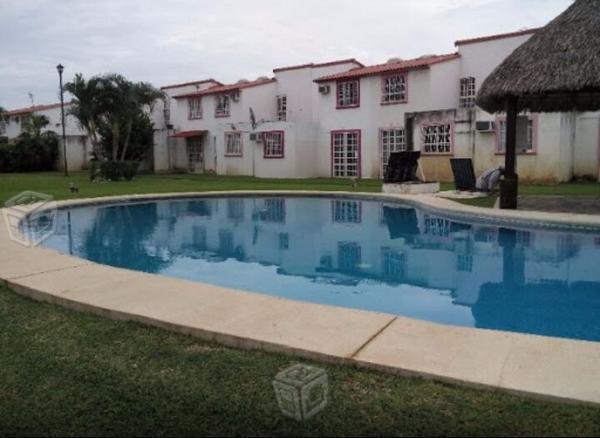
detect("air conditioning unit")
[318,84,330,95]
[475,121,495,132]
[250,132,262,142]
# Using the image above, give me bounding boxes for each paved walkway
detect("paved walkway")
[519,196,600,215]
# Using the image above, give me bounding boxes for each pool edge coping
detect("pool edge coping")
[2,190,600,407]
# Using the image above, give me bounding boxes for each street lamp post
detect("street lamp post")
[56,64,68,177]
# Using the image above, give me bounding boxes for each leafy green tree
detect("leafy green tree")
[21,113,50,137]
[99,110,155,162]
[63,74,103,159]
[65,73,164,162]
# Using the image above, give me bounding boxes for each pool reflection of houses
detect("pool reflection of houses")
[46,197,600,339]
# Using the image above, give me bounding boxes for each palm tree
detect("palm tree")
[65,73,164,162]
[21,113,50,137]
[120,80,164,161]
[63,74,103,159]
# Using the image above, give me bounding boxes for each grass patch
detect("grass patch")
[0,172,596,206]
[0,172,381,205]
[1,285,599,436]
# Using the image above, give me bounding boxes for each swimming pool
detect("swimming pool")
[37,195,600,342]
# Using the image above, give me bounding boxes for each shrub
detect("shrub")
[0,133,58,172]
[92,160,140,181]
[121,161,139,181]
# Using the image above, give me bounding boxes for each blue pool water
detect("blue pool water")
[38,196,600,342]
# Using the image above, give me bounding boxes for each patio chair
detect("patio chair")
[384,151,422,183]
[450,158,477,191]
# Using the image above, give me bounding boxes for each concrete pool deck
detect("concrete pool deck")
[1,191,600,406]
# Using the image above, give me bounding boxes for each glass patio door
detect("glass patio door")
[332,131,360,177]
[187,137,204,173]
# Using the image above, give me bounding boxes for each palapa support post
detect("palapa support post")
[500,95,519,209]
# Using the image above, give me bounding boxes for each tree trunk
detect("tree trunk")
[112,123,120,161]
[120,119,133,162]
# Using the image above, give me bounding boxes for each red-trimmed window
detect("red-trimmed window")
[215,94,230,117]
[276,95,287,121]
[381,74,407,104]
[188,97,202,120]
[380,128,406,175]
[459,77,476,108]
[331,130,360,177]
[336,80,359,108]
[495,115,537,154]
[224,132,242,156]
[332,200,361,223]
[263,131,284,158]
[421,122,453,154]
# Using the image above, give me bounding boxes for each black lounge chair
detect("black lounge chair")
[384,151,421,183]
[450,158,477,191]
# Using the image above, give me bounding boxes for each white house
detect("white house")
[153,59,362,178]
[1,102,90,170]
[313,28,600,182]
[153,27,600,183]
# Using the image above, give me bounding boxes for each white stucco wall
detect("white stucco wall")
[573,112,600,180]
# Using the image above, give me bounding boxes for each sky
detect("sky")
[0,0,573,109]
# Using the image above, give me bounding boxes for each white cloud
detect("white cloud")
[0,0,572,108]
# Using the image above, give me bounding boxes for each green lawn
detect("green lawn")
[0,171,383,205]
[1,285,599,436]
[0,171,597,206]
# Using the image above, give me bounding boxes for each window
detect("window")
[456,254,473,272]
[331,130,360,177]
[192,225,207,250]
[263,131,284,158]
[277,95,287,121]
[224,132,242,156]
[381,247,406,281]
[380,128,406,175]
[215,94,230,117]
[423,215,451,237]
[421,123,452,154]
[227,199,244,221]
[382,74,407,104]
[459,77,476,108]
[496,115,536,154]
[279,233,289,250]
[262,198,286,223]
[187,97,202,120]
[187,138,203,171]
[338,242,361,273]
[218,229,234,256]
[336,80,359,108]
[332,200,361,223]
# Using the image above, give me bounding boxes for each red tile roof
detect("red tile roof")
[160,79,223,90]
[169,130,207,138]
[454,27,540,46]
[173,77,277,99]
[314,53,460,83]
[273,58,364,73]
[3,102,70,117]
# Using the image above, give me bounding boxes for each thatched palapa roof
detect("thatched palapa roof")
[477,0,600,113]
